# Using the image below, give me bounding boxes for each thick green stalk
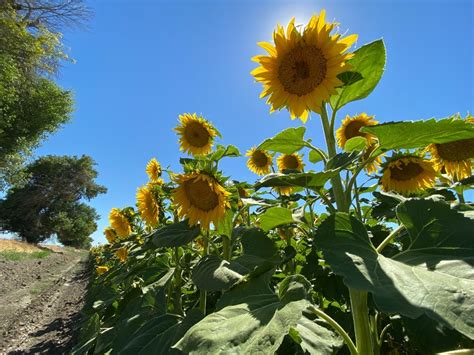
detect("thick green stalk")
[350,290,374,354]
[173,247,183,315]
[199,232,209,315]
[222,235,231,261]
[320,104,373,354]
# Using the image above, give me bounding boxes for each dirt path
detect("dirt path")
[0,250,90,354]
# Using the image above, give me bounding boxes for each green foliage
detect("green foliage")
[330,39,386,110]
[315,199,474,339]
[0,155,106,247]
[257,127,307,154]
[0,6,74,189]
[0,249,50,261]
[362,116,474,151]
[259,206,296,231]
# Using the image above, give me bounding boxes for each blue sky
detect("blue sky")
[35,0,473,245]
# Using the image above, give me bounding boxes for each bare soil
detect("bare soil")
[0,248,90,354]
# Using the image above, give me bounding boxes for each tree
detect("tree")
[0,155,106,248]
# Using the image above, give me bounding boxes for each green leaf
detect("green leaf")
[315,199,474,339]
[259,206,296,231]
[330,39,386,110]
[326,152,359,170]
[255,171,338,190]
[216,209,233,238]
[361,117,474,151]
[257,127,307,154]
[240,227,278,260]
[174,277,311,354]
[209,144,241,161]
[151,220,200,248]
[192,255,243,291]
[295,316,344,355]
[309,149,324,163]
[343,136,367,152]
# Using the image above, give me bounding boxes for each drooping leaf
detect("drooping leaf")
[257,127,307,154]
[344,136,367,152]
[151,220,200,248]
[216,209,234,238]
[259,206,296,231]
[361,117,474,151]
[295,315,344,355]
[255,171,338,190]
[330,39,386,110]
[192,255,243,291]
[309,149,325,163]
[315,199,474,339]
[173,276,312,354]
[326,151,360,170]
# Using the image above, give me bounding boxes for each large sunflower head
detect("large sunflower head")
[426,118,474,181]
[136,185,159,227]
[277,153,305,172]
[336,113,379,148]
[146,158,162,181]
[109,208,132,238]
[380,155,437,196]
[246,147,273,175]
[104,227,116,244]
[175,113,218,156]
[172,172,230,230]
[251,10,357,122]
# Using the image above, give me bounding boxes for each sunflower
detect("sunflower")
[251,10,357,122]
[277,153,305,172]
[146,158,162,181]
[246,147,273,175]
[336,113,379,148]
[104,227,116,244]
[109,208,132,238]
[115,247,128,263]
[380,155,437,196]
[175,113,217,155]
[275,186,294,196]
[363,144,383,175]
[96,266,109,275]
[426,117,474,180]
[136,185,159,227]
[172,172,230,230]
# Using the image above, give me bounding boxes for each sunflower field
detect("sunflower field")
[74,10,474,355]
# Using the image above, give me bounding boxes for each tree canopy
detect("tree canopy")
[0,155,106,248]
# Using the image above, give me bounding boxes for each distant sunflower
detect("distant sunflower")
[109,208,132,238]
[146,158,162,181]
[251,10,358,122]
[175,113,217,155]
[96,266,109,275]
[172,172,230,230]
[426,117,474,180]
[246,147,272,175]
[104,227,116,244]
[336,113,379,148]
[136,186,159,227]
[115,247,128,263]
[275,186,294,196]
[277,153,305,172]
[380,155,436,195]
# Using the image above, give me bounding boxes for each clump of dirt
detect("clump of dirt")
[0,249,90,354]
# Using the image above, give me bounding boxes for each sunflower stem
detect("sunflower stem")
[199,231,210,315]
[173,246,183,315]
[321,103,373,354]
[376,225,404,253]
[309,306,358,355]
[222,235,231,261]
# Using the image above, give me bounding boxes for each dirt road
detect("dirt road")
[0,249,89,354]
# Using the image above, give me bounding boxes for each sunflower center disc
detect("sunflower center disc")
[345,121,368,140]
[435,139,474,161]
[184,178,219,211]
[252,150,269,167]
[283,155,299,170]
[278,45,327,97]
[390,161,424,181]
[184,122,210,148]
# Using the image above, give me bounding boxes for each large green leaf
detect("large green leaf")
[255,171,338,190]
[259,206,296,231]
[315,199,474,339]
[257,127,307,154]
[151,220,200,248]
[330,39,386,110]
[192,255,243,291]
[173,276,312,354]
[294,315,343,355]
[361,117,474,151]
